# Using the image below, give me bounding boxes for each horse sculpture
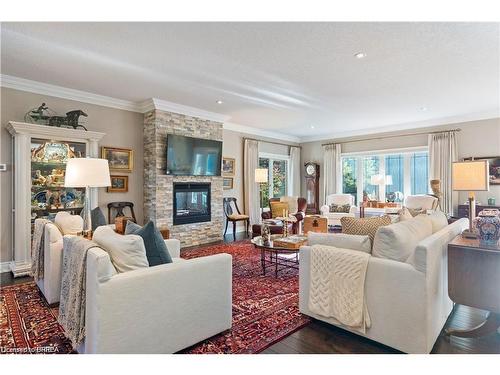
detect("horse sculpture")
[47,110,88,130]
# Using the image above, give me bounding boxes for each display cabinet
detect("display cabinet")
[7,122,105,277]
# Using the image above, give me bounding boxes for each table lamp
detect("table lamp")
[255,168,268,215]
[65,158,111,236]
[452,160,489,238]
[370,174,392,201]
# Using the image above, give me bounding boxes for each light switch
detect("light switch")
[0,164,7,172]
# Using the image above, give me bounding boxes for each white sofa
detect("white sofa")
[299,216,468,353]
[320,194,357,226]
[79,241,232,354]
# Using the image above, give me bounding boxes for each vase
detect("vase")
[473,209,500,244]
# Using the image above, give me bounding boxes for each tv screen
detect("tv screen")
[166,134,222,176]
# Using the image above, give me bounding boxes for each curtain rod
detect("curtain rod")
[243,137,301,149]
[321,128,461,147]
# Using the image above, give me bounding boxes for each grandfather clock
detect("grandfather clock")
[304,162,320,214]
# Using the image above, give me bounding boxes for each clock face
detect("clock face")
[306,164,315,176]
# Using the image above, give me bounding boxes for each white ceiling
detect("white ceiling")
[1,22,499,142]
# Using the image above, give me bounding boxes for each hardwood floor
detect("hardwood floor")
[2,231,499,354]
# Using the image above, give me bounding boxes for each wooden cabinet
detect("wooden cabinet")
[457,204,500,219]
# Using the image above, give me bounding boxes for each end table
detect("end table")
[447,235,500,337]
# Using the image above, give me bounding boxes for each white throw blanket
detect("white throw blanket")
[58,236,101,347]
[31,218,51,280]
[308,244,371,333]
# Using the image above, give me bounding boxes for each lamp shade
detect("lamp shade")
[385,175,393,185]
[64,158,111,188]
[255,168,268,183]
[452,160,489,191]
[370,174,385,185]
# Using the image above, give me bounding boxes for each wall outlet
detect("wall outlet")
[0,164,7,172]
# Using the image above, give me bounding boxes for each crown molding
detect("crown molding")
[299,110,500,143]
[223,122,301,144]
[140,98,230,123]
[0,74,142,112]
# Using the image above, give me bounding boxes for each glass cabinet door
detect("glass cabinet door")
[30,139,86,227]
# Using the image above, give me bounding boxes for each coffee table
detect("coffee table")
[251,234,304,277]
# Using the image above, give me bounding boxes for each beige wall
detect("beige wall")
[222,129,298,233]
[300,117,500,213]
[0,87,144,263]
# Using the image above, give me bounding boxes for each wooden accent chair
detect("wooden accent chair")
[223,197,249,241]
[108,201,137,224]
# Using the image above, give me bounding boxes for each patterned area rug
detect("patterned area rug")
[0,282,73,354]
[180,240,311,353]
[0,240,310,354]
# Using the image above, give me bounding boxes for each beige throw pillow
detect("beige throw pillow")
[93,225,149,273]
[270,201,289,218]
[341,215,392,247]
[54,211,83,235]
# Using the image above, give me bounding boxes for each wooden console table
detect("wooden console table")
[447,235,500,337]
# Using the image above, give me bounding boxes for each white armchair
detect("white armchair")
[404,195,439,211]
[320,194,357,226]
[80,240,232,354]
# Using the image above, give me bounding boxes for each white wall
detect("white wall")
[300,117,500,214]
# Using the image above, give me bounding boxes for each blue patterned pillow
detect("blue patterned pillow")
[125,220,173,266]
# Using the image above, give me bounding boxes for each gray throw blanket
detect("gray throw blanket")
[58,236,101,347]
[31,218,51,280]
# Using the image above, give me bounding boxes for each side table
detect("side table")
[447,235,500,337]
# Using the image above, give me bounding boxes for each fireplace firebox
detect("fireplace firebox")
[173,183,211,225]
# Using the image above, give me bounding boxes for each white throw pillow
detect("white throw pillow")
[280,196,299,214]
[372,215,433,262]
[307,232,372,253]
[421,211,449,233]
[398,207,414,221]
[54,211,83,235]
[93,225,149,273]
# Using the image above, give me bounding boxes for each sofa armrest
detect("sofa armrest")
[85,253,232,353]
[294,211,305,222]
[262,211,272,220]
[164,239,181,258]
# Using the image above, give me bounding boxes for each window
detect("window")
[258,153,289,208]
[341,148,429,205]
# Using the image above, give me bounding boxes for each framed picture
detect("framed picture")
[222,157,235,176]
[463,156,500,185]
[102,147,134,172]
[223,177,234,190]
[107,175,129,193]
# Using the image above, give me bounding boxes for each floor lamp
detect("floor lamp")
[255,168,268,216]
[65,158,111,236]
[452,160,489,238]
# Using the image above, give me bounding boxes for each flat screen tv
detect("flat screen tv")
[166,134,222,176]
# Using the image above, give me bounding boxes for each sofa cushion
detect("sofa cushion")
[341,215,392,246]
[55,211,83,235]
[398,207,414,221]
[125,220,173,266]
[372,216,433,262]
[422,211,449,233]
[307,232,371,253]
[280,196,298,213]
[270,201,289,218]
[90,207,107,231]
[93,225,149,273]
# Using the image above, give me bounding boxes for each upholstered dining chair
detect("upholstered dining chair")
[108,201,137,223]
[223,197,249,241]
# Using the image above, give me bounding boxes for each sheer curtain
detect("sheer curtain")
[289,146,301,197]
[323,143,342,201]
[428,131,458,215]
[243,139,261,225]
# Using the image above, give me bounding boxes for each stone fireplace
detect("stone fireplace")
[143,108,223,247]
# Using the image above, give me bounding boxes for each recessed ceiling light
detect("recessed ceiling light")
[310,125,315,129]
[420,106,428,111]
[216,100,223,104]
[354,52,367,59]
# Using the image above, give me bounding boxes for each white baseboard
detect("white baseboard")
[0,262,12,274]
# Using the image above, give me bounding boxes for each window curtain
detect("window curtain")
[323,143,342,200]
[428,131,458,215]
[243,139,261,225]
[289,146,301,197]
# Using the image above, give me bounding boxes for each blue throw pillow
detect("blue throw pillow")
[80,207,107,231]
[125,220,173,266]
